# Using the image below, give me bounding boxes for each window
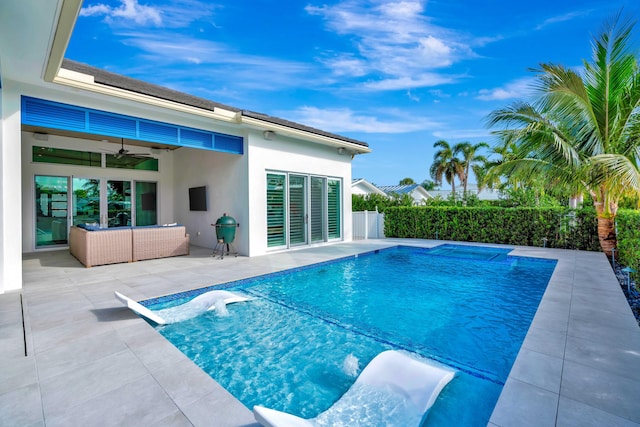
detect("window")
[33,146,101,167]
[106,155,158,171]
[266,172,342,249]
[32,145,159,171]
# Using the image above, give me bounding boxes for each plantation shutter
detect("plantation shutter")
[310,177,325,242]
[327,179,341,239]
[289,175,306,245]
[267,173,286,247]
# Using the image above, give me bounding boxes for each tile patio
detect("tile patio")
[1,240,639,426]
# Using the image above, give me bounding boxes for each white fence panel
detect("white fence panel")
[352,211,385,240]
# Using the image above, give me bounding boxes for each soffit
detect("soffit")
[0,0,64,84]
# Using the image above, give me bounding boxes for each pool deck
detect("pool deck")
[1,239,639,426]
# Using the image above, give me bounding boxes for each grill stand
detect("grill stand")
[212,239,237,259]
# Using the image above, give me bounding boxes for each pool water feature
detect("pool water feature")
[146,245,556,426]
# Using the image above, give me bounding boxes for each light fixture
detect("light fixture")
[337,147,345,155]
[263,130,275,140]
[33,132,48,141]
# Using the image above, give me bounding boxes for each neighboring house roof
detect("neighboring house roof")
[62,59,369,149]
[377,184,432,198]
[377,184,433,204]
[430,185,501,201]
[351,178,387,196]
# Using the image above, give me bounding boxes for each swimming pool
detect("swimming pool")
[145,244,556,426]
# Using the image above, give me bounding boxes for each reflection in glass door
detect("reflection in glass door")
[107,180,132,227]
[35,176,69,247]
[135,181,157,226]
[72,178,101,226]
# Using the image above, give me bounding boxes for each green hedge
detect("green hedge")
[616,209,640,281]
[383,206,601,250]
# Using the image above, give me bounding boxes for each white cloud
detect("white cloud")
[535,10,591,31]
[363,73,458,91]
[80,0,217,28]
[306,0,478,91]
[113,32,316,91]
[406,90,420,102]
[81,0,162,26]
[476,77,535,101]
[286,106,439,134]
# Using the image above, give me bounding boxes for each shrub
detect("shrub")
[352,193,413,212]
[383,206,600,250]
[616,209,640,281]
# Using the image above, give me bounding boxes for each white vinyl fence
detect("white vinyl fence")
[352,210,385,240]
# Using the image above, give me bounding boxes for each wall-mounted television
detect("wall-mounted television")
[188,186,207,211]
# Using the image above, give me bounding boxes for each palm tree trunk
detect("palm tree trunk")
[451,179,456,200]
[594,202,617,258]
[463,166,469,197]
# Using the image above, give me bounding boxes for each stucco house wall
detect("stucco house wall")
[247,129,354,257]
[172,140,249,254]
[0,1,370,293]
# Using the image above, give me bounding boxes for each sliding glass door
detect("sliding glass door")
[35,176,69,247]
[310,177,326,243]
[72,178,101,226]
[266,172,342,249]
[135,181,157,226]
[289,175,307,246]
[35,175,158,248]
[107,180,132,227]
[267,173,286,248]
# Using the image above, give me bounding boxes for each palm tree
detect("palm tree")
[430,139,465,197]
[455,141,489,196]
[486,14,640,257]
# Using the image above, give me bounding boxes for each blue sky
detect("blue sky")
[66,0,640,187]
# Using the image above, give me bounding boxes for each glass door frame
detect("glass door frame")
[34,175,70,248]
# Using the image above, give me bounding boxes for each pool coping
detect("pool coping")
[5,239,640,426]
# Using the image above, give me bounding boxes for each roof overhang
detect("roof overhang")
[2,0,370,155]
[352,179,387,196]
[53,67,242,124]
[43,0,82,82]
[241,116,370,154]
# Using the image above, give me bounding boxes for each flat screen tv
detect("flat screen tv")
[188,186,207,211]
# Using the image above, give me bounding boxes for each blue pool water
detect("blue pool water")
[146,245,556,426]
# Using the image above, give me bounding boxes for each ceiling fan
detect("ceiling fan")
[112,138,152,159]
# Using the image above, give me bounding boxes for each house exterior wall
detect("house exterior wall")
[0,75,358,293]
[246,129,353,257]
[352,182,374,196]
[1,81,23,293]
[172,139,249,254]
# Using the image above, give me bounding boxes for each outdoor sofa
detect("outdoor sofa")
[69,224,189,267]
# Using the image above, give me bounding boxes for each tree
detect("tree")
[486,13,640,257]
[399,177,416,185]
[421,179,437,191]
[430,139,465,197]
[455,141,489,196]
